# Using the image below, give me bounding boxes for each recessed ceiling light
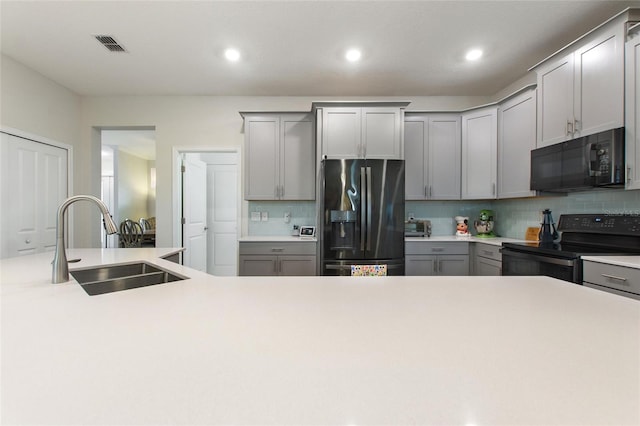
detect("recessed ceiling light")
[345,48,362,62]
[224,48,241,62]
[465,49,483,61]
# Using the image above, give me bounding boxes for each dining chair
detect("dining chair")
[119,219,143,248]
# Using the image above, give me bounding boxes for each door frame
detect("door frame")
[171,146,242,250]
[0,126,74,245]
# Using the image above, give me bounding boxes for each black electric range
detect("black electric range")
[501,214,640,283]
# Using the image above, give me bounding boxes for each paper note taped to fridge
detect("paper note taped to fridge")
[351,265,387,276]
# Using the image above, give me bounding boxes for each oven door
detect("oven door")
[501,248,581,283]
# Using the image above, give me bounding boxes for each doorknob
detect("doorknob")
[204,227,208,231]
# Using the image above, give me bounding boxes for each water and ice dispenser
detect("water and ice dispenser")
[329,210,357,250]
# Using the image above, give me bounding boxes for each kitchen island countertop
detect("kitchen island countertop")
[1,248,638,425]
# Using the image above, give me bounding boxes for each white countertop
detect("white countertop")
[1,248,639,425]
[405,235,525,246]
[239,235,317,242]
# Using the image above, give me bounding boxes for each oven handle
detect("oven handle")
[501,249,577,267]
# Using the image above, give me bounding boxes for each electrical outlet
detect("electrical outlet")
[284,211,291,223]
[251,212,261,222]
[408,212,415,221]
[261,211,269,221]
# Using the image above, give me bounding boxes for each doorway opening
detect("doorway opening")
[174,148,239,276]
[100,128,156,248]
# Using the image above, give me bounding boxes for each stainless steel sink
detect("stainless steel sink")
[70,261,188,296]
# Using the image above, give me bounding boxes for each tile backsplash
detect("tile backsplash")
[408,189,640,238]
[247,201,316,236]
[247,189,640,239]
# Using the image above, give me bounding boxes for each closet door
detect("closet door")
[0,132,68,258]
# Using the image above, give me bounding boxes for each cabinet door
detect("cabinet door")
[362,107,401,159]
[0,133,68,259]
[238,255,277,276]
[405,255,436,276]
[437,255,469,276]
[574,25,624,137]
[322,108,361,158]
[536,53,574,147]
[498,89,537,199]
[461,107,497,199]
[475,257,502,276]
[627,31,640,190]
[404,116,427,200]
[281,114,315,200]
[429,115,461,200]
[245,116,279,199]
[279,255,317,276]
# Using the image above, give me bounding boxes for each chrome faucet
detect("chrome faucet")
[52,195,118,283]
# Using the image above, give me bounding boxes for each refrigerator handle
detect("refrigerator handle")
[360,166,366,251]
[366,166,372,251]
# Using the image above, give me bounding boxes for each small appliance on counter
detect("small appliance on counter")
[473,209,495,237]
[405,219,431,237]
[539,209,559,243]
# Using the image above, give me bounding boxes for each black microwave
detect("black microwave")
[530,127,625,192]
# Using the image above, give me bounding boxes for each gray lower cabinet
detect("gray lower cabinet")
[239,241,316,276]
[583,260,640,300]
[405,241,469,276]
[473,242,502,276]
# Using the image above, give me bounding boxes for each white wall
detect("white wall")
[79,95,492,247]
[116,149,150,223]
[2,53,524,247]
[0,55,81,145]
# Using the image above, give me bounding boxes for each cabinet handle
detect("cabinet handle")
[628,166,632,183]
[566,121,574,136]
[492,183,496,196]
[431,247,444,252]
[433,260,437,274]
[482,250,493,256]
[601,273,627,282]
[574,119,580,133]
[438,260,442,273]
[271,248,284,252]
[274,260,278,274]
[280,185,284,198]
[425,185,428,198]
[429,185,432,198]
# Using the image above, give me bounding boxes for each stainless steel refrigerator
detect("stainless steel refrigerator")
[320,159,405,275]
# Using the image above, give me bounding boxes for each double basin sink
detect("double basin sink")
[70,261,188,296]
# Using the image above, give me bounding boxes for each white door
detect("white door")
[182,155,207,272]
[207,160,238,275]
[0,132,68,259]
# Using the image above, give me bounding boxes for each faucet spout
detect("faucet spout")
[52,195,118,284]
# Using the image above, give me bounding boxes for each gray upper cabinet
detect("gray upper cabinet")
[535,13,628,148]
[316,102,408,159]
[498,88,537,199]
[461,106,497,200]
[405,113,461,200]
[626,25,640,190]
[243,113,315,200]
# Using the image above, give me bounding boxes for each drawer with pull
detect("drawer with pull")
[406,241,469,256]
[239,241,316,256]
[475,242,502,261]
[583,260,640,296]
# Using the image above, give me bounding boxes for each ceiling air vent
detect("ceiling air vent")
[94,35,127,52]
